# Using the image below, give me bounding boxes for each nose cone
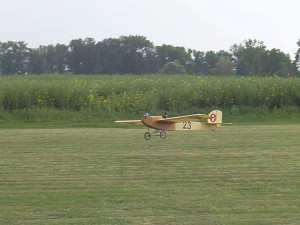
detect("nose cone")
[142,116,159,128]
[142,116,154,127]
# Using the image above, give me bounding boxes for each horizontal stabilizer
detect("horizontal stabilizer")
[115,120,143,125]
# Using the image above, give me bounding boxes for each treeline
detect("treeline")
[0,36,299,76]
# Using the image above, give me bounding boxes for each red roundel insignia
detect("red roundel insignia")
[210,114,217,122]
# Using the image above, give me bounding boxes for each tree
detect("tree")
[27,48,44,74]
[161,60,186,74]
[96,37,123,74]
[230,39,266,76]
[204,51,219,74]
[119,35,156,74]
[0,36,297,76]
[190,50,206,74]
[68,38,96,74]
[156,45,191,71]
[95,35,157,74]
[54,44,69,73]
[261,49,291,77]
[39,45,56,73]
[194,50,234,75]
[295,39,300,73]
[0,41,29,75]
[212,56,235,76]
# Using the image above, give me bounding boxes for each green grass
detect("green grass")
[1,126,300,224]
[0,105,300,129]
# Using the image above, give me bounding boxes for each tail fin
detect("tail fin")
[207,110,222,124]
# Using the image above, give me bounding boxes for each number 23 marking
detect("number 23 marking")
[183,121,192,129]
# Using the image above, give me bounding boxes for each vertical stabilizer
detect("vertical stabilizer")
[207,110,222,124]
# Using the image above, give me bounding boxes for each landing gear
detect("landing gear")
[144,129,167,140]
[160,131,167,139]
[144,132,151,140]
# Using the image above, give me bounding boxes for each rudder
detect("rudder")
[207,110,222,124]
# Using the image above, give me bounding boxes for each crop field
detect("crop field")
[1,125,300,224]
[0,74,300,116]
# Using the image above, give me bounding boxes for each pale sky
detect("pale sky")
[1,0,299,58]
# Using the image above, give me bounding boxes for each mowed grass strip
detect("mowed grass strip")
[0,126,300,224]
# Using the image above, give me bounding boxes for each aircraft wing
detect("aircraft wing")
[157,114,211,123]
[115,120,143,125]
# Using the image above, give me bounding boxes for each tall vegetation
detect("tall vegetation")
[0,37,299,76]
[0,75,299,116]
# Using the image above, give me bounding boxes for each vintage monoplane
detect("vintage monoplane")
[115,110,223,140]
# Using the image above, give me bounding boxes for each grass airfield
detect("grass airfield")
[1,125,300,224]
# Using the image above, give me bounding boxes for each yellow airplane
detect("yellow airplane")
[115,110,223,140]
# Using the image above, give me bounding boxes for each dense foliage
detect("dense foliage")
[0,75,299,116]
[0,36,299,76]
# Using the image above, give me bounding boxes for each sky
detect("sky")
[1,0,299,57]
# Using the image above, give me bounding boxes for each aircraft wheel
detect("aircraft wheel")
[144,132,151,140]
[160,131,167,139]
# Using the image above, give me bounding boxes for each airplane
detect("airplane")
[115,109,224,140]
